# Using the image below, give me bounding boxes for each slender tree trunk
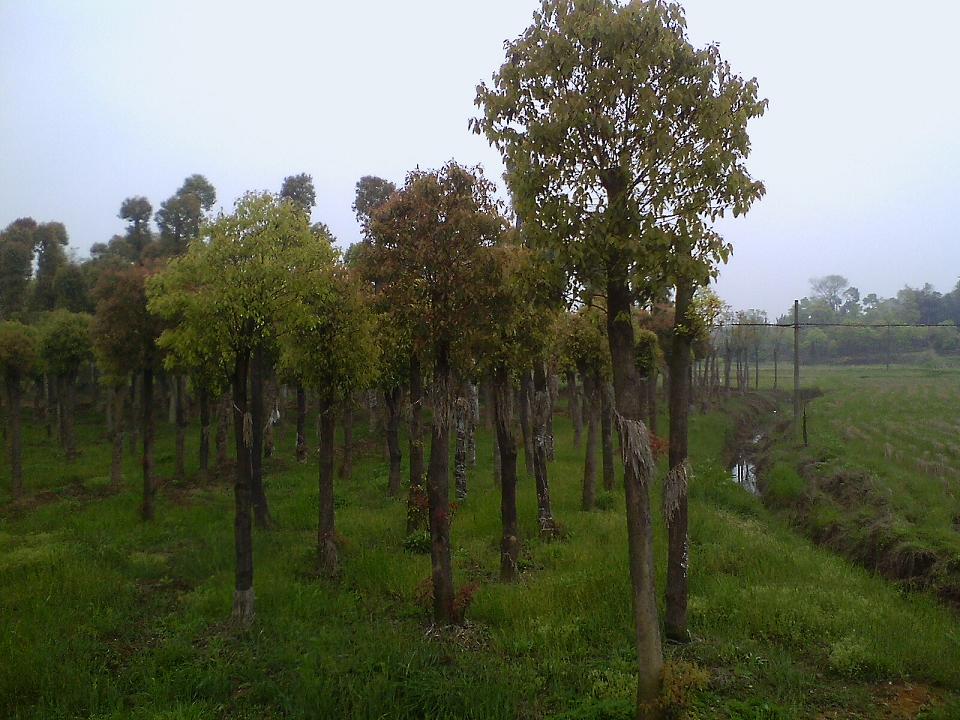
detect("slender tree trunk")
[407,353,426,533]
[467,383,478,468]
[518,372,535,478]
[567,369,582,448]
[128,375,139,454]
[199,387,211,477]
[384,386,403,496]
[317,399,338,576]
[6,371,23,498]
[666,279,694,643]
[231,353,255,625]
[263,379,277,459]
[773,348,779,390]
[754,347,760,389]
[427,349,455,624]
[295,383,308,463]
[546,372,556,462]
[63,373,78,462]
[338,401,354,480]
[532,363,556,537]
[250,347,272,528]
[141,367,156,521]
[493,367,519,581]
[581,372,598,511]
[723,344,732,390]
[606,268,663,716]
[174,375,187,480]
[648,368,659,436]
[454,394,468,501]
[110,384,124,490]
[600,381,615,492]
[216,392,230,470]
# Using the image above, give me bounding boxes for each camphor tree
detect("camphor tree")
[0,218,38,319]
[280,172,318,464]
[474,0,766,711]
[280,262,378,576]
[92,265,164,515]
[0,321,40,498]
[477,237,553,580]
[147,191,331,625]
[39,310,92,464]
[368,161,504,625]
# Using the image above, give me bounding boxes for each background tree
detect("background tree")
[280,264,378,576]
[0,218,37,319]
[31,222,69,311]
[281,172,318,464]
[39,310,92,464]
[0,321,40,497]
[92,265,164,512]
[475,0,766,708]
[119,197,154,259]
[148,191,332,625]
[156,175,216,256]
[368,162,503,625]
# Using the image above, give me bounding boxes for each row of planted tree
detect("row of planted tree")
[0,3,766,717]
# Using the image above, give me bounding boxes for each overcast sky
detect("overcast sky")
[2,1,958,317]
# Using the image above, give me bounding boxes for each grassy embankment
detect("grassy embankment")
[2,391,960,719]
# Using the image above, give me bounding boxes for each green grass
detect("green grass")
[2,394,960,718]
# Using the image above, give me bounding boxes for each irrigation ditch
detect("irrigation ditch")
[721,390,960,609]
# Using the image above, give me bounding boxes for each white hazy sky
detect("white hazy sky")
[2,1,959,317]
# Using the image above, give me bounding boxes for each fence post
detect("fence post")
[793,299,801,440]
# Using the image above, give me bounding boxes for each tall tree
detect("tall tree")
[369,162,503,625]
[0,321,40,498]
[156,175,216,256]
[474,0,766,710]
[92,265,164,516]
[31,222,69,311]
[39,310,92,463]
[148,191,332,625]
[0,218,37,319]
[280,265,378,576]
[119,197,154,258]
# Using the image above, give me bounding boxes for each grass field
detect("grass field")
[3,390,960,719]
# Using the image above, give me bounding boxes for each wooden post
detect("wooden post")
[793,300,801,439]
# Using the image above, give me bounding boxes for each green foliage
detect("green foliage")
[279,265,379,406]
[148,192,334,379]
[0,320,40,378]
[559,307,610,380]
[473,0,766,296]
[0,218,38,319]
[38,309,92,378]
[280,173,316,216]
[633,329,660,376]
[92,265,162,379]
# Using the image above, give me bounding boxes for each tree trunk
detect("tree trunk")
[773,348,779,390]
[250,347,272,529]
[110,384,124,490]
[454,394,468,501]
[174,375,187,480]
[6,371,23,498]
[231,353,255,626]
[263,379,277,459]
[532,363,556,537]
[141,367,156,521]
[493,367,519,581]
[338,401,354,480]
[600,381,615,492]
[546,372,557,461]
[199,387,211,477]
[666,279,694,644]
[317,399,338,576]
[128,375,139,454]
[427,349,455,624]
[295,383,308,463]
[648,368,659,436]
[216,392,230,469]
[384,386,403,496]
[567,369,582,448]
[581,372,598,511]
[467,383,478,468]
[518,372,535,478]
[606,270,663,716]
[407,353,427,534]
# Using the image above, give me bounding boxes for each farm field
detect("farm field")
[3,400,960,719]
[750,364,960,604]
